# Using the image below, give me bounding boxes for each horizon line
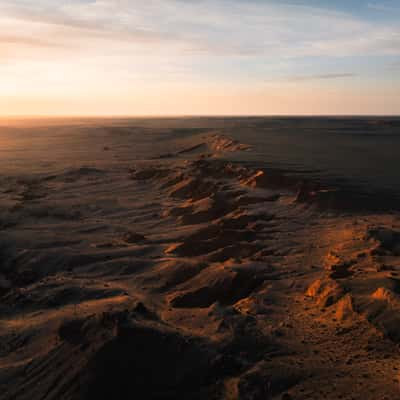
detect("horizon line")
[1,114,399,119]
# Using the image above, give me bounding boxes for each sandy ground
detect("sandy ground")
[0,123,399,399]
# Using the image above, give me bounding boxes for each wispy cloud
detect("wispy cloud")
[0,34,60,48]
[1,0,400,59]
[367,3,400,12]
[289,73,357,81]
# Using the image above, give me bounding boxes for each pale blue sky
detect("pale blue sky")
[0,0,399,115]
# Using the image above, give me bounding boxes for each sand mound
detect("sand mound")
[177,143,208,155]
[166,225,258,258]
[3,280,125,314]
[84,319,217,400]
[169,264,267,308]
[366,227,400,255]
[241,169,296,191]
[3,309,220,400]
[235,361,304,400]
[140,259,208,292]
[130,166,171,181]
[207,134,251,153]
[2,302,284,400]
[175,195,235,225]
[304,224,400,346]
[335,294,356,322]
[361,287,400,341]
[306,278,344,308]
[152,133,250,160]
[169,177,218,201]
[371,287,400,305]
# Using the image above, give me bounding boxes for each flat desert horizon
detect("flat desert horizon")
[1,0,400,399]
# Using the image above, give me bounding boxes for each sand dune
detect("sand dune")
[0,123,400,399]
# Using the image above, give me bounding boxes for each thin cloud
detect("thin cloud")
[1,0,400,58]
[367,3,400,12]
[0,34,59,48]
[289,73,357,81]
[0,0,398,89]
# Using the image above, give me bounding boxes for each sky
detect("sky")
[0,0,399,116]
